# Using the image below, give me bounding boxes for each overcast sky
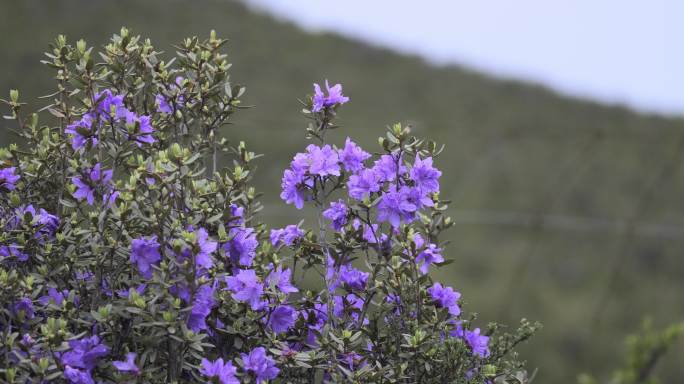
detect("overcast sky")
[245,0,682,116]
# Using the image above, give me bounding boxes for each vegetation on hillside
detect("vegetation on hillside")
[0,0,682,382]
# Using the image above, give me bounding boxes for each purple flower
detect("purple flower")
[300,144,341,177]
[33,207,60,239]
[39,288,78,307]
[200,358,239,384]
[89,163,112,184]
[61,335,110,371]
[266,265,299,294]
[353,220,386,244]
[130,114,156,146]
[72,177,95,205]
[94,89,124,117]
[410,155,441,193]
[416,243,444,275]
[404,185,434,210]
[464,328,490,358]
[323,200,348,230]
[340,351,365,370]
[227,203,245,226]
[156,77,186,114]
[121,109,154,145]
[377,186,417,228]
[0,243,29,262]
[338,138,370,172]
[21,333,35,347]
[268,305,296,334]
[4,205,59,244]
[372,154,406,183]
[0,167,20,190]
[386,294,402,315]
[280,169,307,209]
[65,113,97,151]
[224,227,257,266]
[427,282,461,316]
[270,224,304,247]
[304,300,329,331]
[72,163,116,206]
[64,366,94,384]
[195,227,218,270]
[13,297,34,319]
[156,94,173,114]
[75,270,94,282]
[339,264,369,291]
[225,269,266,310]
[116,284,147,298]
[112,352,140,375]
[333,293,366,324]
[312,80,350,112]
[188,283,217,332]
[130,235,161,279]
[347,168,381,200]
[241,347,280,383]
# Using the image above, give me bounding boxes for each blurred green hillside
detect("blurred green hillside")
[1,0,683,382]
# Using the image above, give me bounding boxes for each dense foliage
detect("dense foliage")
[0,29,540,383]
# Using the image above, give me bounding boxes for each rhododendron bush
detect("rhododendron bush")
[0,29,538,383]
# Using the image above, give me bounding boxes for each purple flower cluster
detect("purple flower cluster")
[312,80,349,112]
[270,224,304,247]
[72,163,118,206]
[416,243,444,275]
[60,335,110,383]
[12,297,34,319]
[156,76,186,115]
[347,168,381,201]
[413,234,444,275]
[464,328,490,358]
[281,142,348,209]
[0,167,20,191]
[112,352,140,375]
[428,282,461,316]
[339,264,369,291]
[377,185,418,228]
[267,305,296,334]
[323,200,348,231]
[188,283,217,332]
[130,235,161,279]
[333,293,366,324]
[225,269,266,310]
[2,205,60,262]
[451,323,491,358]
[224,264,298,335]
[242,347,280,383]
[327,255,369,292]
[411,155,442,193]
[372,154,407,183]
[339,137,370,172]
[224,227,257,266]
[281,135,440,229]
[0,243,28,262]
[66,90,156,151]
[39,287,79,307]
[266,265,298,294]
[65,113,98,151]
[194,227,218,270]
[199,348,281,384]
[200,357,239,384]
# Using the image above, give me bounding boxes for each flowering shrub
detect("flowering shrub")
[0,29,539,383]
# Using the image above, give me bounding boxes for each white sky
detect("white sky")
[245,0,683,116]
